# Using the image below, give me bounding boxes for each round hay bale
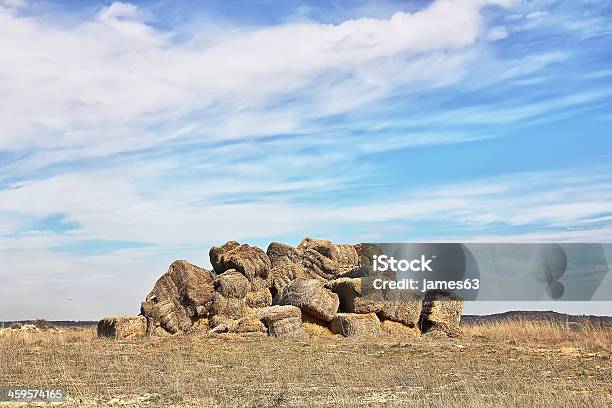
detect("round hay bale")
[208,315,267,335]
[298,237,338,258]
[326,277,383,314]
[208,316,238,333]
[214,269,250,299]
[330,313,380,338]
[250,275,273,291]
[334,244,359,273]
[353,243,382,267]
[276,278,339,322]
[326,277,421,327]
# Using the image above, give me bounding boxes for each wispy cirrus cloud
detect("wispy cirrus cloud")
[0,0,511,156]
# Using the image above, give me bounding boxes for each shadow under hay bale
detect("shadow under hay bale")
[302,313,334,337]
[97,316,146,339]
[380,319,420,338]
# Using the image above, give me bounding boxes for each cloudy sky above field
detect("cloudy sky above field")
[1,0,611,319]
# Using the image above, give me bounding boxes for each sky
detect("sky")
[1,0,611,320]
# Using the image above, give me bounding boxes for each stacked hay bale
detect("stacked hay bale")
[209,269,252,329]
[268,238,363,335]
[207,242,273,333]
[140,260,216,335]
[266,242,309,296]
[324,275,422,338]
[113,238,464,340]
[419,290,464,337]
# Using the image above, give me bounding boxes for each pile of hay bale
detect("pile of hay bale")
[98,238,464,339]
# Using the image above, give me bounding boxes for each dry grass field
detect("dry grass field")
[0,320,610,407]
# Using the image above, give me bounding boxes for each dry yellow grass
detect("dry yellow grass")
[464,319,611,352]
[0,320,610,407]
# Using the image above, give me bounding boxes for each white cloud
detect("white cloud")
[486,25,509,41]
[0,0,510,158]
[526,11,548,20]
[2,164,611,248]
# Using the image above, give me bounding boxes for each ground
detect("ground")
[0,321,610,407]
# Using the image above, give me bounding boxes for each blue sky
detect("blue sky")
[1,0,611,319]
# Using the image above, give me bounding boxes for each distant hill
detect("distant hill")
[462,311,612,325]
[1,320,97,328]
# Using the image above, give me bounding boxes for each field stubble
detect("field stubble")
[0,320,610,407]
